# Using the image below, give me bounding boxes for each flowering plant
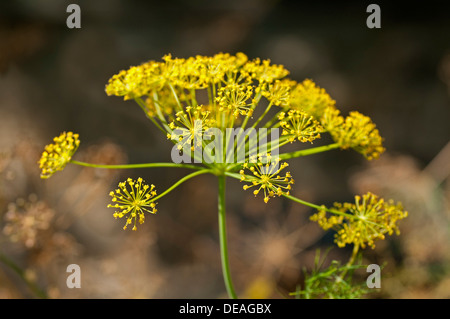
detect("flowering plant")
[39,53,407,298]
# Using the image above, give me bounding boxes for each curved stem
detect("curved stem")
[217,174,237,299]
[282,193,353,219]
[279,143,340,160]
[70,160,204,171]
[151,169,211,202]
[224,142,339,172]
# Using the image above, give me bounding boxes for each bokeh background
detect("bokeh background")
[0,0,449,298]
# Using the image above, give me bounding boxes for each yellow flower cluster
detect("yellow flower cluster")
[106,53,386,161]
[278,109,323,143]
[289,79,336,119]
[106,53,384,163]
[320,107,385,160]
[167,105,216,151]
[240,154,294,203]
[310,192,408,249]
[38,131,80,179]
[216,83,255,117]
[261,79,293,107]
[241,57,290,84]
[143,86,181,118]
[107,177,157,231]
[105,53,290,129]
[105,53,287,100]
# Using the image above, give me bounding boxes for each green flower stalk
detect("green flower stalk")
[38,52,407,299]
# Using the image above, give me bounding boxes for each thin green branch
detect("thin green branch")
[168,83,184,113]
[151,169,212,202]
[134,97,167,134]
[217,175,237,299]
[70,160,204,171]
[339,243,360,280]
[281,193,356,220]
[250,101,273,129]
[279,143,340,160]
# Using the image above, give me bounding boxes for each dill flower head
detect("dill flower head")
[290,79,336,119]
[216,82,255,117]
[105,53,290,121]
[278,109,324,143]
[106,53,386,165]
[105,63,161,100]
[310,192,408,249]
[261,79,293,107]
[143,86,179,118]
[241,58,290,84]
[320,106,344,130]
[39,131,80,179]
[167,105,216,151]
[240,154,294,203]
[341,111,385,160]
[107,177,157,231]
[321,107,385,160]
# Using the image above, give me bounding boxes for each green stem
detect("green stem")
[247,135,290,156]
[229,106,277,165]
[0,252,47,299]
[168,83,184,113]
[251,101,273,129]
[148,93,172,131]
[70,160,204,171]
[134,97,168,134]
[279,143,340,160]
[217,175,237,299]
[262,108,285,129]
[346,243,360,267]
[190,88,198,107]
[282,193,352,219]
[151,169,211,202]
[240,88,262,130]
[339,243,360,280]
[207,84,213,106]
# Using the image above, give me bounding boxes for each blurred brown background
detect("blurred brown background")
[0,0,449,298]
